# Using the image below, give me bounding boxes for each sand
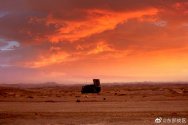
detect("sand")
[0,83,188,125]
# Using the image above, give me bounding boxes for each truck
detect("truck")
[81,79,101,94]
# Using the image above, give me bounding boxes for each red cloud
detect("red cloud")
[46,8,158,42]
[0,0,188,82]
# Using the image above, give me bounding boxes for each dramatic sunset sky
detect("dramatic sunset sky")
[0,0,188,83]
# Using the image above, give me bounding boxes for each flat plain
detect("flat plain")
[0,83,188,125]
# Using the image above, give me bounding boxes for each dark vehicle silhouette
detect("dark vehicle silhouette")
[81,79,101,94]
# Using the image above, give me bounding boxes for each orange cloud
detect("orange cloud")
[2,0,188,83]
[46,8,158,42]
[87,41,114,55]
[24,51,69,68]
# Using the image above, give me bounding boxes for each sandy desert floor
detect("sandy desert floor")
[0,83,188,125]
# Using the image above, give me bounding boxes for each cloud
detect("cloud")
[0,0,188,82]
[46,8,158,42]
[0,40,20,51]
[154,20,167,27]
[24,51,70,68]
[0,11,8,18]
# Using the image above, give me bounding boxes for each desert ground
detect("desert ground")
[0,83,188,125]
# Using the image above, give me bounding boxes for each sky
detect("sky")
[0,0,188,84]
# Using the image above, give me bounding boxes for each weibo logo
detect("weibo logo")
[155,117,162,124]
